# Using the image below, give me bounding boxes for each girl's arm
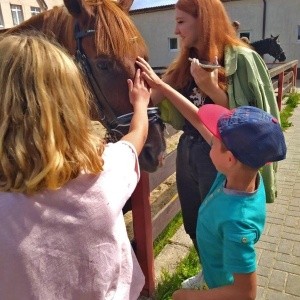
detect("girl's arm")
[121,68,150,155]
[172,272,257,300]
[149,73,173,106]
[136,57,213,144]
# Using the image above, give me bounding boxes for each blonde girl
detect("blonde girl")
[0,33,150,299]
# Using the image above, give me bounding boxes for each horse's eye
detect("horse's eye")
[97,61,109,70]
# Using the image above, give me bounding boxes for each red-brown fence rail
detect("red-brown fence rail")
[129,59,298,297]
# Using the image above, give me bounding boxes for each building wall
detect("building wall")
[224,0,300,64]
[0,0,63,29]
[130,0,300,68]
[132,9,177,68]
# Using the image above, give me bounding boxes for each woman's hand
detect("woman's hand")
[190,56,219,93]
[190,56,229,108]
[135,56,165,89]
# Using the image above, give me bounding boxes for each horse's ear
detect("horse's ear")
[271,34,280,41]
[118,0,134,12]
[63,0,92,18]
[64,0,81,17]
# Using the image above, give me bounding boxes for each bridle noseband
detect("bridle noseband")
[73,21,164,139]
[273,49,285,63]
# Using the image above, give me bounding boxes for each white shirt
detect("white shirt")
[0,141,145,300]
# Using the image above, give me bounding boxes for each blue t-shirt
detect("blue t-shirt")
[196,172,266,288]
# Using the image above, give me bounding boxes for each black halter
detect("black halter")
[74,21,118,129]
[73,21,164,138]
[273,49,285,63]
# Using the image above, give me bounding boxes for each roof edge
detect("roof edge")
[130,4,175,15]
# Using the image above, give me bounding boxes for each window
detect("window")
[298,25,300,41]
[169,37,178,52]
[240,32,251,41]
[31,6,41,16]
[0,6,4,27]
[10,4,23,26]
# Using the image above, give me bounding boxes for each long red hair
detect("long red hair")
[164,0,249,91]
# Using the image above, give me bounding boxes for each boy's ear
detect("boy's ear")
[227,151,238,167]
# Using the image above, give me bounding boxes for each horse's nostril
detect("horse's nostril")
[142,144,156,163]
[138,143,165,173]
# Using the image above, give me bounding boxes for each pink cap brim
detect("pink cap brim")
[197,104,230,139]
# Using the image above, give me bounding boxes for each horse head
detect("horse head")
[269,35,286,62]
[3,0,166,173]
[251,34,286,62]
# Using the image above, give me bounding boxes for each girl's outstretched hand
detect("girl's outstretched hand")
[127,68,151,109]
[135,56,164,89]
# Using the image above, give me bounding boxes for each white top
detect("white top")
[0,141,145,300]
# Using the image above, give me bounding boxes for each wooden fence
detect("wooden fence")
[129,59,298,297]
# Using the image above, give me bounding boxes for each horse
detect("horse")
[0,0,166,173]
[250,34,286,62]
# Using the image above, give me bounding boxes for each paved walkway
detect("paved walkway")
[140,86,300,300]
[255,98,300,299]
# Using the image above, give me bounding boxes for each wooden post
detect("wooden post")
[293,64,298,87]
[277,72,284,110]
[131,171,155,297]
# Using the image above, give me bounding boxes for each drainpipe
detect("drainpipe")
[262,0,266,39]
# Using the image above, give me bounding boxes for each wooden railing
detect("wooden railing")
[267,60,298,110]
[130,60,298,297]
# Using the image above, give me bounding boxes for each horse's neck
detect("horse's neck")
[251,39,270,56]
[7,6,75,52]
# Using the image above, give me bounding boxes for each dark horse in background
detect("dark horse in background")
[250,34,286,62]
[0,0,166,173]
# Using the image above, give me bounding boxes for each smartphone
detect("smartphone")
[188,57,221,69]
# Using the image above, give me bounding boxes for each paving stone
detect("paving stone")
[268,269,287,291]
[286,273,300,296]
[278,239,294,255]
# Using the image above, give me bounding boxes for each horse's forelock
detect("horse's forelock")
[90,0,147,59]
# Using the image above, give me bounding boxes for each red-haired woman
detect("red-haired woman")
[150,0,280,291]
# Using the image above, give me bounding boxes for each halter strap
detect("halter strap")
[74,21,119,129]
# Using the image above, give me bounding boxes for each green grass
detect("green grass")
[154,247,200,300]
[152,91,300,299]
[153,211,183,257]
[280,92,300,130]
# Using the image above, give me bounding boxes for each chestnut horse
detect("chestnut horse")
[2,0,166,173]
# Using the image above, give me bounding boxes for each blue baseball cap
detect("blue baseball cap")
[198,105,287,169]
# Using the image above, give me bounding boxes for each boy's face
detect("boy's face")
[209,136,228,173]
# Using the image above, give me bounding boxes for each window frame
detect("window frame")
[30,6,41,16]
[0,5,4,27]
[239,31,251,42]
[10,4,24,26]
[168,37,179,52]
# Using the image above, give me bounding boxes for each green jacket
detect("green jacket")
[225,45,280,203]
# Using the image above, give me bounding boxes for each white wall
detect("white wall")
[131,0,300,69]
[131,9,177,68]
[225,0,300,63]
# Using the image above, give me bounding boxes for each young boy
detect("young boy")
[136,57,287,300]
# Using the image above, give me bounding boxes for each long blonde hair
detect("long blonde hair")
[0,33,105,194]
[165,0,250,91]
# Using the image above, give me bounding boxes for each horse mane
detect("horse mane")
[6,0,148,61]
[250,37,271,48]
